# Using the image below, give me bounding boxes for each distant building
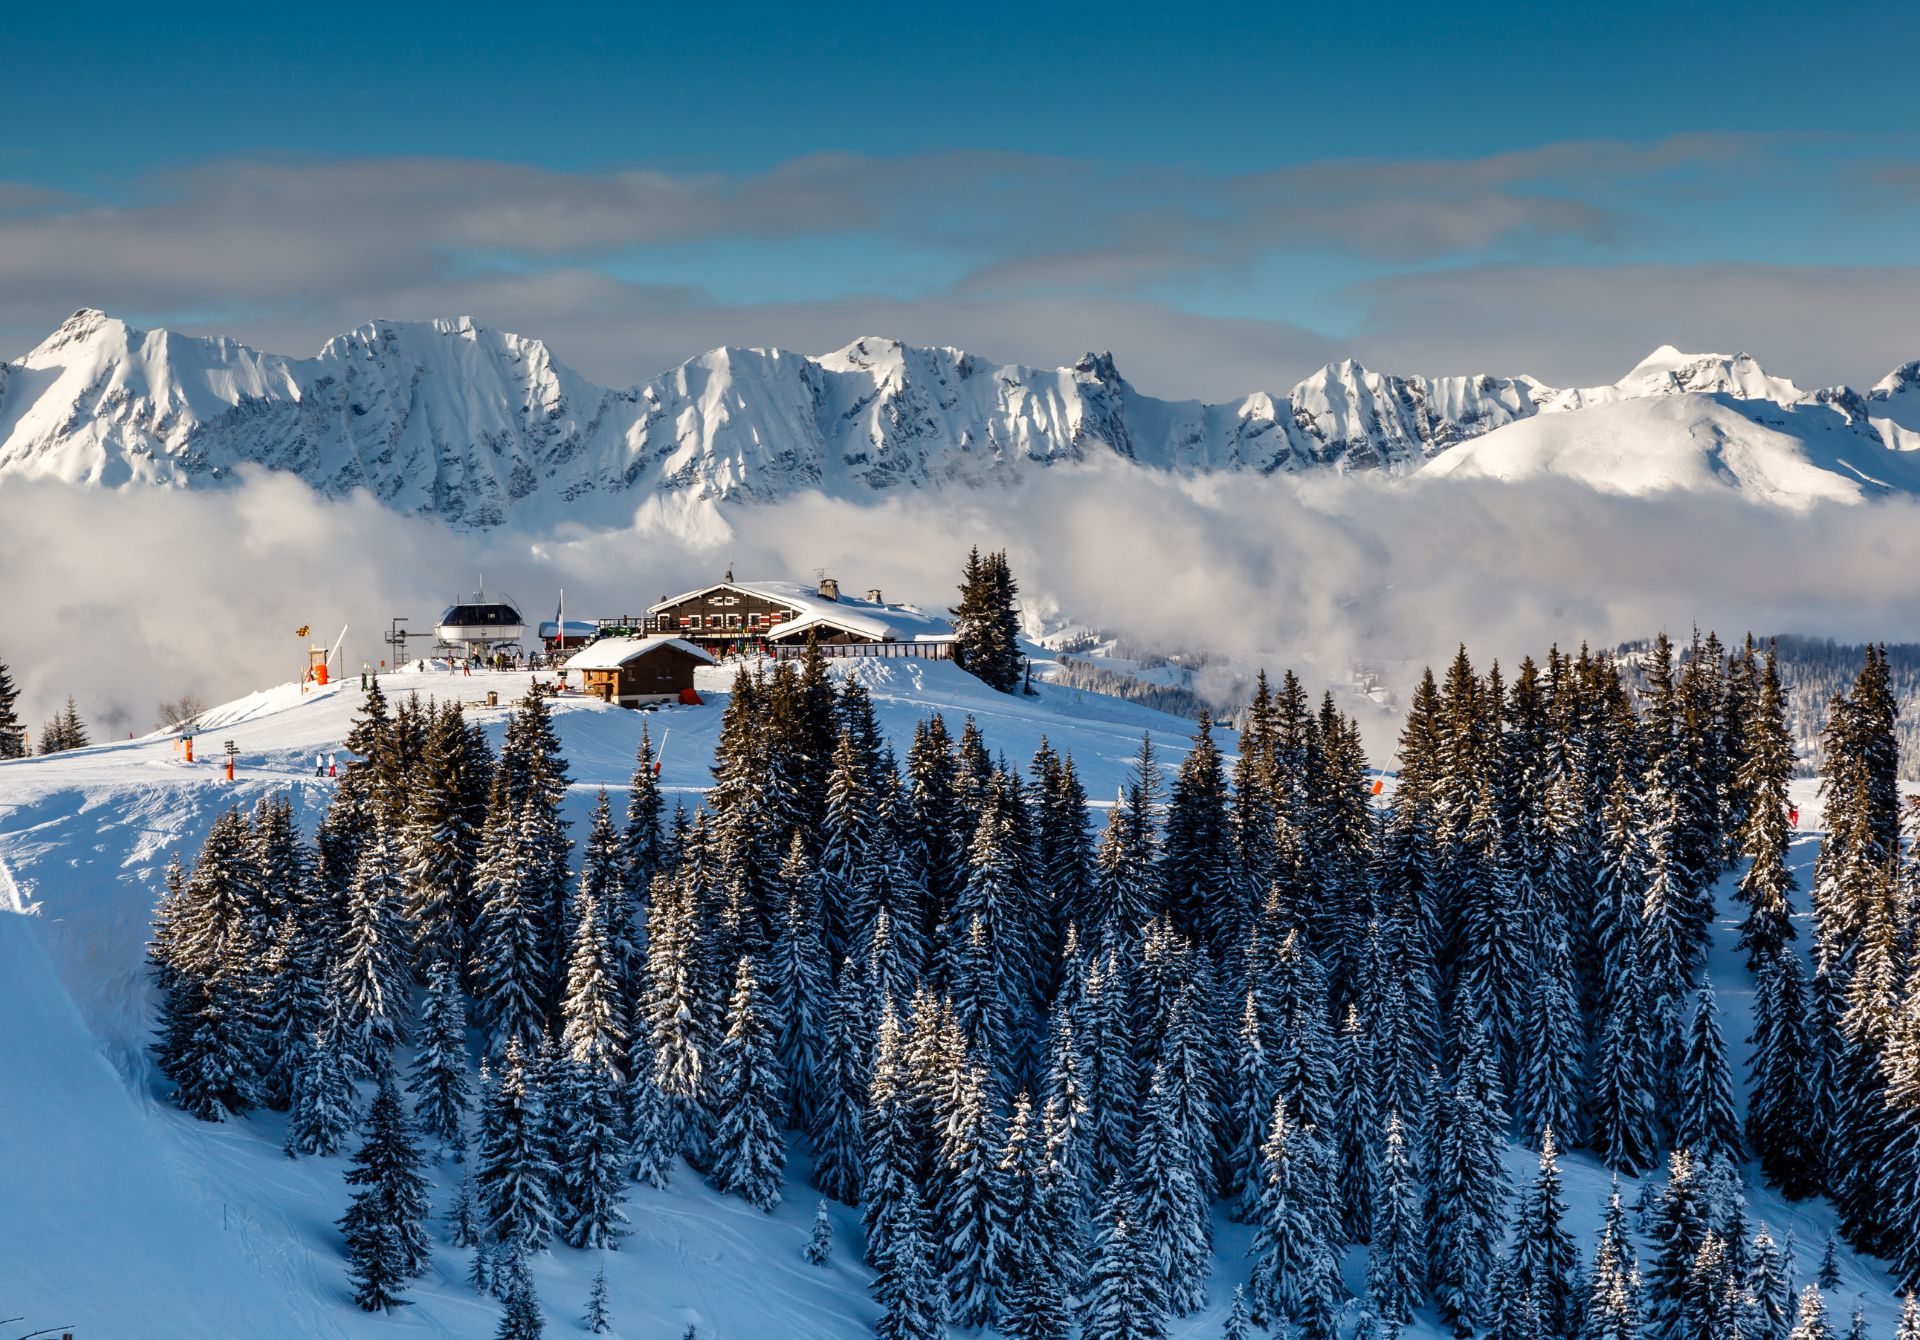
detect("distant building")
[564,635,714,707]
[645,576,955,659]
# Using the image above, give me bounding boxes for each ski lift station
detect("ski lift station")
[434,589,526,657]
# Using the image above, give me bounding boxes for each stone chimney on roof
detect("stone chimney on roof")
[818,576,840,601]
[866,588,883,604]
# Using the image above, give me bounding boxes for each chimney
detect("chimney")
[866,588,883,604]
[818,576,840,601]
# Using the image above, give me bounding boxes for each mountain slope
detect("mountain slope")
[1419,391,1920,506]
[0,660,1902,1337]
[4,310,1919,525]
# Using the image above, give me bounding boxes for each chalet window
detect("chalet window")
[727,614,743,629]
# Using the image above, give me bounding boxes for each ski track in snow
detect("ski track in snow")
[0,659,1908,1336]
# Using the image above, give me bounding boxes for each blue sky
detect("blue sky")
[2,0,1916,395]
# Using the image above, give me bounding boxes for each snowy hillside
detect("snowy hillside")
[1418,393,1920,506]
[1,652,1913,1339]
[7,310,1919,526]
[0,660,1224,1336]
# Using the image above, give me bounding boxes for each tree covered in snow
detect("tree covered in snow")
[338,1069,432,1311]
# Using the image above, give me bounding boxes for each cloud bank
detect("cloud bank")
[8,467,1920,754]
[2,135,1915,399]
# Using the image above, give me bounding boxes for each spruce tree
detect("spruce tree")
[1081,1190,1169,1340]
[770,833,831,1130]
[1134,1060,1211,1316]
[623,1045,674,1182]
[810,958,868,1205]
[408,959,471,1150]
[1646,1149,1711,1340]
[1223,1286,1253,1340]
[937,1059,1012,1327]
[1590,953,1660,1176]
[560,883,625,1076]
[1677,977,1742,1166]
[286,1018,359,1157]
[1368,1110,1423,1327]
[951,547,1024,693]
[475,1044,554,1250]
[583,1263,612,1334]
[494,1239,544,1339]
[862,1000,918,1267]
[1432,1015,1509,1337]
[402,702,487,974]
[449,1172,481,1248]
[1585,1182,1644,1340]
[804,1200,834,1265]
[559,1061,630,1249]
[708,956,785,1211]
[156,809,267,1120]
[1735,646,1799,964]
[1510,1126,1579,1338]
[332,821,413,1076]
[338,1070,433,1312]
[1247,1094,1339,1340]
[625,726,666,893]
[1790,1285,1834,1340]
[872,1179,946,1340]
[1335,1001,1379,1244]
[1747,1226,1793,1340]
[1897,1293,1919,1340]
[0,656,25,758]
[1515,927,1584,1148]
[1748,947,1820,1197]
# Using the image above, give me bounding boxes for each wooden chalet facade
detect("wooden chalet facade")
[564,636,714,707]
[645,576,955,658]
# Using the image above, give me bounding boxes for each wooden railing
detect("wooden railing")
[771,640,953,662]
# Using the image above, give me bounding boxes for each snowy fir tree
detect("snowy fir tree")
[1368,1110,1424,1327]
[1676,977,1742,1167]
[871,1179,946,1340]
[558,1060,630,1249]
[285,1018,359,1158]
[805,1199,835,1265]
[950,547,1025,693]
[583,1262,612,1333]
[1080,1190,1169,1340]
[475,1044,555,1250]
[408,958,471,1150]
[494,1238,544,1339]
[1791,1284,1835,1340]
[708,955,786,1211]
[0,655,25,759]
[1247,1094,1339,1340]
[337,1070,433,1311]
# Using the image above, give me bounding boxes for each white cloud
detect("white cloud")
[10,465,1920,758]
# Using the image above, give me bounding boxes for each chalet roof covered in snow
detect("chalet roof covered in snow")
[650,578,955,642]
[564,635,714,671]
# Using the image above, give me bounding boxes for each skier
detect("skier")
[327,752,337,778]
[314,753,323,778]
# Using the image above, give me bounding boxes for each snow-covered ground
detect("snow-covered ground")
[0,659,1903,1337]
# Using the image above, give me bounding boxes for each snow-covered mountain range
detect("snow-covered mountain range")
[4,309,1919,526]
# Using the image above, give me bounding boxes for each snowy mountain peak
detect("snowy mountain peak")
[4,310,1919,522]
[1615,345,1803,402]
[21,307,131,366]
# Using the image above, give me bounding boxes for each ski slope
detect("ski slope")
[0,659,1904,1337]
